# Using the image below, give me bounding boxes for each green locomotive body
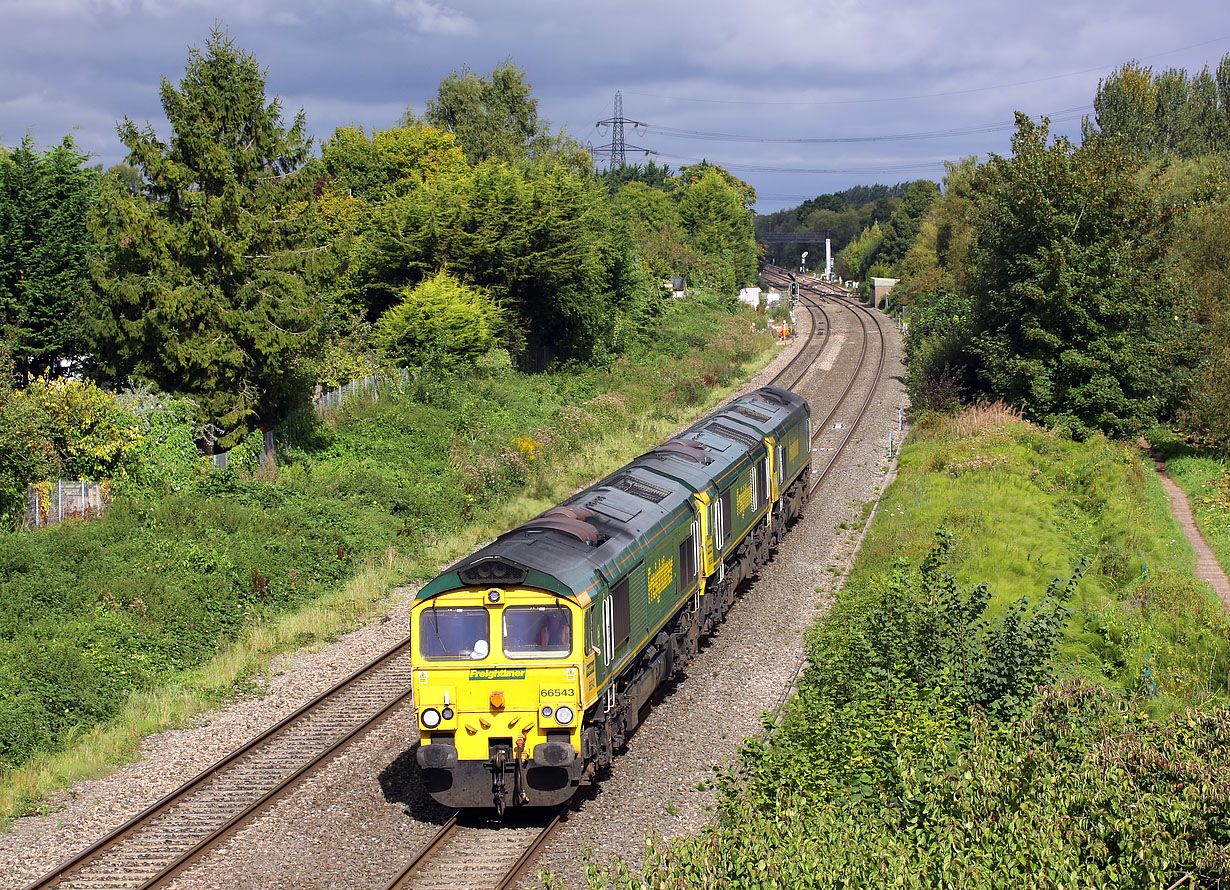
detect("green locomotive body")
[410,385,811,812]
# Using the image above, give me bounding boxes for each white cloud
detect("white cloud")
[388,0,476,35]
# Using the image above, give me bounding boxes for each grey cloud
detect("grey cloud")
[0,0,1226,210]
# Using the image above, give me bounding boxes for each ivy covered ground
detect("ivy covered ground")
[575,405,1230,889]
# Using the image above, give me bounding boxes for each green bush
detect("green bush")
[635,681,1230,889]
[374,270,506,371]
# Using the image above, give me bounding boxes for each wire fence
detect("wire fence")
[25,481,111,530]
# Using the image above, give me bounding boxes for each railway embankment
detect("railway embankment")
[580,403,1230,888]
[0,298,780,834]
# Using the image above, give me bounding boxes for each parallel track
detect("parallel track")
[25,640,419,890]
[763,284,830,393]
[25,271,887,890]
[806,293,887,495]
[759,264,889,495]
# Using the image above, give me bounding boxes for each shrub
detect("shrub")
[374,270,506,371]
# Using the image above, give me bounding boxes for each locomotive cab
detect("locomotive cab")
[412,587,585,812]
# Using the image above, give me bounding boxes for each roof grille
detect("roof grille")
[610,473,671,504]
[733,405,770,422]
[459,558,528,586]
[706,422,759,448]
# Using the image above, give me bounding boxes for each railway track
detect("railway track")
[24,640,419,890]
[764,285,830,393]
[759,263,890,495]
[763,271,892,721]
[805,293,887,496]
[381,809,566,890]
[21,276,888,890]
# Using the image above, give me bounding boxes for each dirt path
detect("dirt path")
[1149,450,1230,609]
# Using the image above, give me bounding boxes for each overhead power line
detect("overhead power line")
[624,33,1230,107]
[646,150,947,175]
[641,106,1091,144]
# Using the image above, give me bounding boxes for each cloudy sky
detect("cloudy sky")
[2,0,1228,212]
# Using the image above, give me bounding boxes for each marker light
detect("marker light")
[441,707,454,721]
[421,708,441,728]
[541,706,554,718]
[555,705,575,725]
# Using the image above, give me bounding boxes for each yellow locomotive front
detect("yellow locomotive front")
[411,586,585,812]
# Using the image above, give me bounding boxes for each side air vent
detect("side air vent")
[459,558,528,586]
[610,473,671,504]
[732,405,770,422]
[706,422,759,449]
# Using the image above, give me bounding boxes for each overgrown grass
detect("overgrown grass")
[855,404,1226,712]
[0,298,778,824]
[573,405,1230,889]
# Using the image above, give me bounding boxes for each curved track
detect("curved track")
[760,264,889,496]
[24,273,891,890]
[805,294,887,495]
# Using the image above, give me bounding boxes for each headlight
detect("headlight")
[555,705,574,725]
[441,707,454,721]
[421,708,441,728]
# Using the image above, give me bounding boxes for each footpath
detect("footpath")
[1148,448,1230,609]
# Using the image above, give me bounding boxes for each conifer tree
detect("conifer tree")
[88,27,320,448]
[0,135,97,384]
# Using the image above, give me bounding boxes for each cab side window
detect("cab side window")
[679,528,698,590]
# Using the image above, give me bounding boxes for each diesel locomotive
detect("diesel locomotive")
[409,385,811,813]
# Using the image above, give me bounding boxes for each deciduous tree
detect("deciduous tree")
[965,116,1192,438]
[319,125,467,202]
[676,169,757,291]
[401,62,564,167]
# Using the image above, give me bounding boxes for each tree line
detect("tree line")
[753,183,910,273]
[832,55,1230,447]
[0,27,760,455]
